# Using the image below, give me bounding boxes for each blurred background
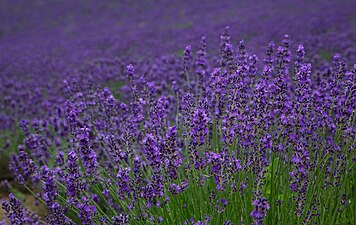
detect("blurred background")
[1,0,356,76]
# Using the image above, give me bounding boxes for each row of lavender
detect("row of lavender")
[1,0,356,132]
[2,26,355,224]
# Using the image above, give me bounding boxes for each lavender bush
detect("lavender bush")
[1,1,355,225]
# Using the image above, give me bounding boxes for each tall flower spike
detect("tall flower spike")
[237,40,246,65]
[66,150,82,202]
[196,35,207,70]
[196,35,207,89]
[77,125,97,175]
[220,26,231,68]
[126,64,138,101]
[183,45,192,88]
[126,64,135,83]
[264,41,275,67]
[294,45,305,75]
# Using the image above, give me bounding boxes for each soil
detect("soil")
[0,156,12,181]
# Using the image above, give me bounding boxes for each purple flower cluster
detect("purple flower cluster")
[1,193,40,225]
[250,197,270,225]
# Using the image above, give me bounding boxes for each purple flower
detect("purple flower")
[250,197,270,225]
[2,193,40,225]
[76,196,96,225]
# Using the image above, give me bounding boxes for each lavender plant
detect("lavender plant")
[2,28,355,225]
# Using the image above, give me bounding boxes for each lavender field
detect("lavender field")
[0,0,355,224]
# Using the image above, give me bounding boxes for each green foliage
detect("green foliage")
[319,50,332,62]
